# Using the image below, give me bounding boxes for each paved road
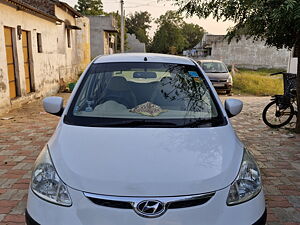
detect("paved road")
[0,95,299,225]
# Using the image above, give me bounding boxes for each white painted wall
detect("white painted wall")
[0,3,90,114]
[288,51,298,74]
[201,36,290,69]
[126,33,146,53]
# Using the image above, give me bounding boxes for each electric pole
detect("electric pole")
[120,0,124,53]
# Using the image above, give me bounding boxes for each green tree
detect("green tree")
[126,11,152,48]
[150,11,188,54]
[75,0,103,16]
[181,22,205,49]
[172,0,300,132]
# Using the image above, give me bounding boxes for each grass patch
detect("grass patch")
[232,69,284,96]
[236,68,283,76]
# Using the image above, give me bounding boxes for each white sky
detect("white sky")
[65,0,234,37]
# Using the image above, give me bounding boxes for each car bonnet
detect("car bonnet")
[48,124,243,196]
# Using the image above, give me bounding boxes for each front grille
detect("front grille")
[87,197,132,209]
[211,79,227,82]
[168,193,215,209]
[85,192,215,210]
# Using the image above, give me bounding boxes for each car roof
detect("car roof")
[198,60,224,63]
[93,53,195,65]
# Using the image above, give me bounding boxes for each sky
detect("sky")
[65,0,234,36]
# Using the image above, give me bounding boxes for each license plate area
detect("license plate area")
[213,83,225,87]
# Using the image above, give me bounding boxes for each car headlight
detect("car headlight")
[31,146,72,206]
[227,75,233,84]
[227,149,262,206]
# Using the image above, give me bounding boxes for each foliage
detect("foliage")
[126,11,152,48]
[173,0,300,49]
[150,11,187,54]
[181,22,205,49]
[172,0,300,132]
[149,10,205,53]
[75,0,104,15]
[151,11,201,54]
[232,69,284,96]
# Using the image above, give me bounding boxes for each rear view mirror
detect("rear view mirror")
[43,97,64,117]
[224,99,243,118]
[133,72,157,79]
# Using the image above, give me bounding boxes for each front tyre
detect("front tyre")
[262,101,294,128]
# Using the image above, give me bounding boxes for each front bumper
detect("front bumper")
[26,185,266,225]
[212,82,232,91]
[25,208,267,225]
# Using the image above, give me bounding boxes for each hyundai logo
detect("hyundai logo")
[135,200,166,218]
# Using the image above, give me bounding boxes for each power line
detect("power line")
[125,0,156,4]
[123,0,165,8]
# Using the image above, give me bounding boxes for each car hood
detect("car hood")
[48,124,243,196]
[205,72,230,80]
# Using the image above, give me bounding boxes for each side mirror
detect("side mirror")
[224,99,243,118]
[43,97,64,117]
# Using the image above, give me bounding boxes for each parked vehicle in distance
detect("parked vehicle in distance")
[198,60,233,94]
[26,53,266,225]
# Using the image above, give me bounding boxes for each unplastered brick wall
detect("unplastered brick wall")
[19,0,56,16]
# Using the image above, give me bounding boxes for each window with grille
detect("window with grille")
[67,29,71,48]
[37,33,42,53]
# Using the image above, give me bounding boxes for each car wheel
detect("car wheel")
[226,90,231,95]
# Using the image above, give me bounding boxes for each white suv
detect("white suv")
[26,53,266,225]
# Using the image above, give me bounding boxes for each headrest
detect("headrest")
[106,76,130,91]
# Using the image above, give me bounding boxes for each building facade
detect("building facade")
[0,0,90,114]
[88,15,118,59]
[196,34,290,69]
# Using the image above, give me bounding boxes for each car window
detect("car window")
[201,62,228,73]
[65,62,226,128]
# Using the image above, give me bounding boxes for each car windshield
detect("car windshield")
[65,62,226,128]
[201,62,228,73]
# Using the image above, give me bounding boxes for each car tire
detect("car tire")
[226,90,231,95]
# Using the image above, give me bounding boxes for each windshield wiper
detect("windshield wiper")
[206,71,227,73]
[179,118,224,128]
[88,120,178,128]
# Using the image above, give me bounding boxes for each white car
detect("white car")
[198,60,233,94]
[26,53,266,225]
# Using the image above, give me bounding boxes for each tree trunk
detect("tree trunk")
[295,39,300,133]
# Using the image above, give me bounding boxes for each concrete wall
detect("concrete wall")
[55,6,90,81]
[199,36,290,69]
[88,15,117,59]
[288,57,298,73]
[288,50,298,74]
[75,17,91,71]
[126,33,146,53]
[0,2,90,114]
[202,34,224,46]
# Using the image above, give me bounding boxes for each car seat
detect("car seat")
[100,76,137,108]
